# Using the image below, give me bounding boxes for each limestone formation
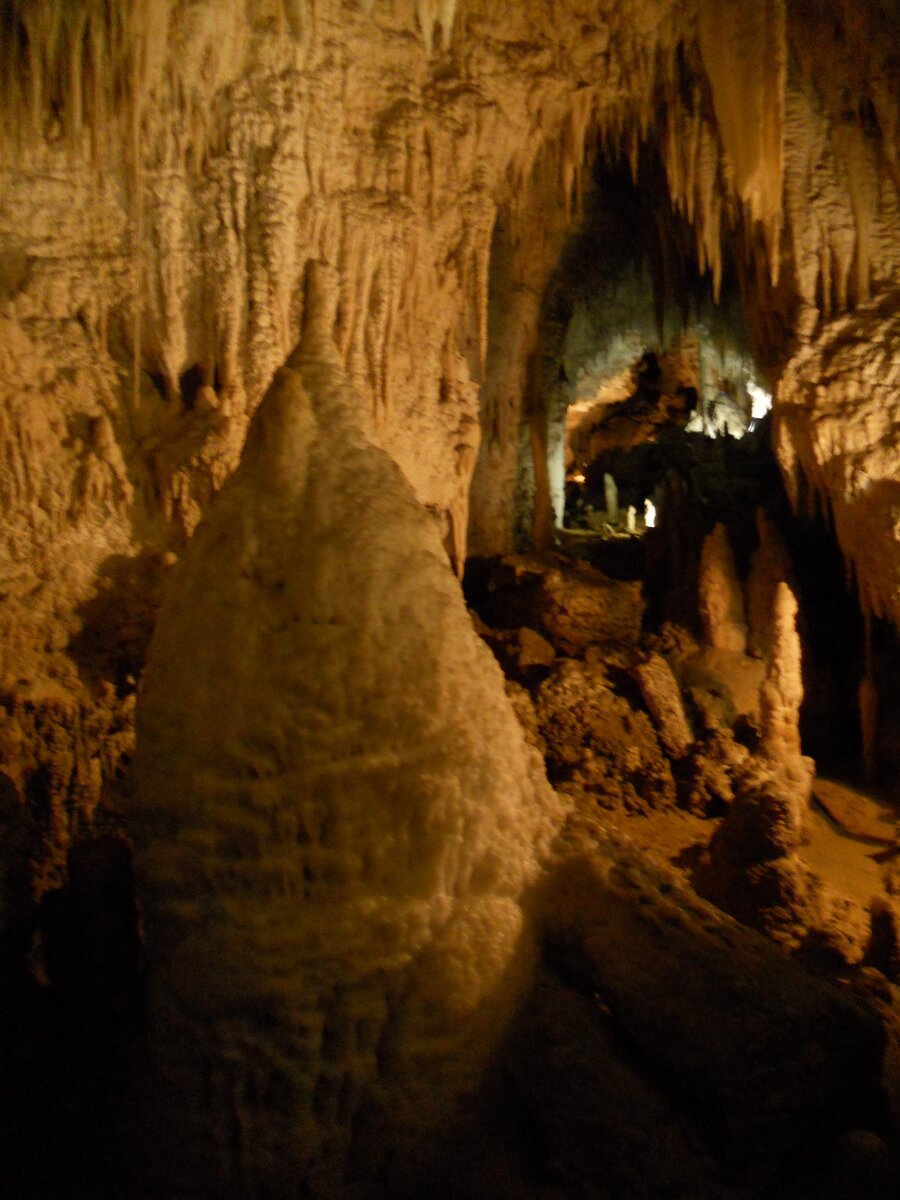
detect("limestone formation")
[0,0,896,920]
[476,624,557,687]
[776,295,900,628]
[697,760,835,954]
[746,508,793,659]
[758,580,808,773]
[604,471,619,521]
[698,523,748,654]
[475,555,646,655]
[131,268,566,1196]
[539,840,884,1163]
[535,659,676,815]
[678,727,749,816]
[0,2,900,1196]
[630,651,693,759]
[864,896,900,985]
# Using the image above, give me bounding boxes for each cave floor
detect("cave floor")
[613,780,895,956]
[466,547,900,967]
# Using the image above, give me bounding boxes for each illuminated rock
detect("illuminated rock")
[131,267,565,1196]
[698,523,748,654]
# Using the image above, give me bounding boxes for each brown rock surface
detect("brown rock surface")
[698,523,748,654]
[480,555,645,654]
[864,896,900,984]
[630,650,693,758]
[480,624,557,685]
[0,3,899,1196]
[130,271,566,1196]
[696,760,842,954]
[746,509,793,660]
[814,779,898,847]
[539,839,886,1165]
[535,659,675,814]
[678,727,750,815]
[507,971,727,1200]
[759,581,807,768]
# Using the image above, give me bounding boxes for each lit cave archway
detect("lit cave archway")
[468,132,900,790]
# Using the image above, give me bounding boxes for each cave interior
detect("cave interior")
[1,2,900,1198]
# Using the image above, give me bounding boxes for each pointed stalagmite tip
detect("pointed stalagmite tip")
[303,259,339,338]
[285,260,342,371]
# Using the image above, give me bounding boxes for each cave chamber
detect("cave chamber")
[1,3,900,1199]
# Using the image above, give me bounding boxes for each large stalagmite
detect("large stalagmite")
[131,267,565,1196]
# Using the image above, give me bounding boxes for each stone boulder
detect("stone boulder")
[476,555,645,655]
[537,838,885,1168]
[535,659,675,813]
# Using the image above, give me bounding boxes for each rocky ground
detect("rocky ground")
[459,547,900,1200]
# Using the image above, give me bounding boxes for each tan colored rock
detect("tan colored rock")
[813,778,897,846]
[864,895,900,983]
[680,646,765,735]
[131,269,566,1196]
[484,555,645,655]
[0,4,899,1192]
[696,759,852,956]
[759,580,808,772]
[630,651,693,759]
[776,294,900,628]
[678,727,749,815]
[698,523,748,653]
[535,659,675,814]
[540,839,884,1164]
[746,509,793,659]
[506,971,727,1200]
[0,0,897,928]
[859,673,879,783]
[477,624,556,686]
[709,760,807,866]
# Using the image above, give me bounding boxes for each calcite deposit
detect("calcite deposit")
[131,266,565,1194]
[0,0,897,893]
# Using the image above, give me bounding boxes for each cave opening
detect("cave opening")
[469,132,899,794]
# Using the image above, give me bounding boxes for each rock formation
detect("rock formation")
[758,580,807,771]
[131,266,565,1195]
[746,508,793,659]
[1,2,900,1196]
[0,0,896,918]
[698,522,748,654]
[630,650,694,759]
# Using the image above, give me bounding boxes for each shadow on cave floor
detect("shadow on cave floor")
[412,842,899,1200]
[461,419,900,1197]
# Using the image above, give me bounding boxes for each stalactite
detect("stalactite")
[697,0,786,287]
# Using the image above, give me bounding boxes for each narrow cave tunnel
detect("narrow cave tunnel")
[2,4,900,1200]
